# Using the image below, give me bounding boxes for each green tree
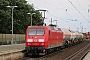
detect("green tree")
[0,0,42,34]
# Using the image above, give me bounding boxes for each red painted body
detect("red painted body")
[25,26,63,49]
[48,30,63,48]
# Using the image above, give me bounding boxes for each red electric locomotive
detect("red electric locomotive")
[25,25,63,55]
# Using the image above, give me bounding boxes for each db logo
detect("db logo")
[34,39,37,42]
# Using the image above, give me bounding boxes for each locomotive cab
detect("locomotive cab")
[25,26,49,55]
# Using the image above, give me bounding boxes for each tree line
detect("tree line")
[0,0,43,34]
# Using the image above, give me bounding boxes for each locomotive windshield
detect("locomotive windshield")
[28,29,45,36]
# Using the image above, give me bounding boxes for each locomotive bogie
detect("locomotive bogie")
[25,46,45,55]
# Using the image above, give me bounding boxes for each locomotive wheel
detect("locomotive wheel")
[65,41,69,48]
[45,49,49,55]
[24,52,28,57]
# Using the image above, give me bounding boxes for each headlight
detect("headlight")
[38,39,44,42]
[27,39,33,42]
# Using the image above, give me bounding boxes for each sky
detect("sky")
[26,0,90,33]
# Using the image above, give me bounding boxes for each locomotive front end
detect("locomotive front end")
[25,26,48,55]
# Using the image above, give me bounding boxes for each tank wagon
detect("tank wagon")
[25,25,83,55]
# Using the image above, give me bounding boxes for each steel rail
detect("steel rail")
[79,47,90,60]
[65,42,90,60]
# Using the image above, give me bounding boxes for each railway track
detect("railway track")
[17,46,67,60]
[17,45,81,60]
[65,42,90,60]
[17,40,90,60]
[18,48,70,60]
